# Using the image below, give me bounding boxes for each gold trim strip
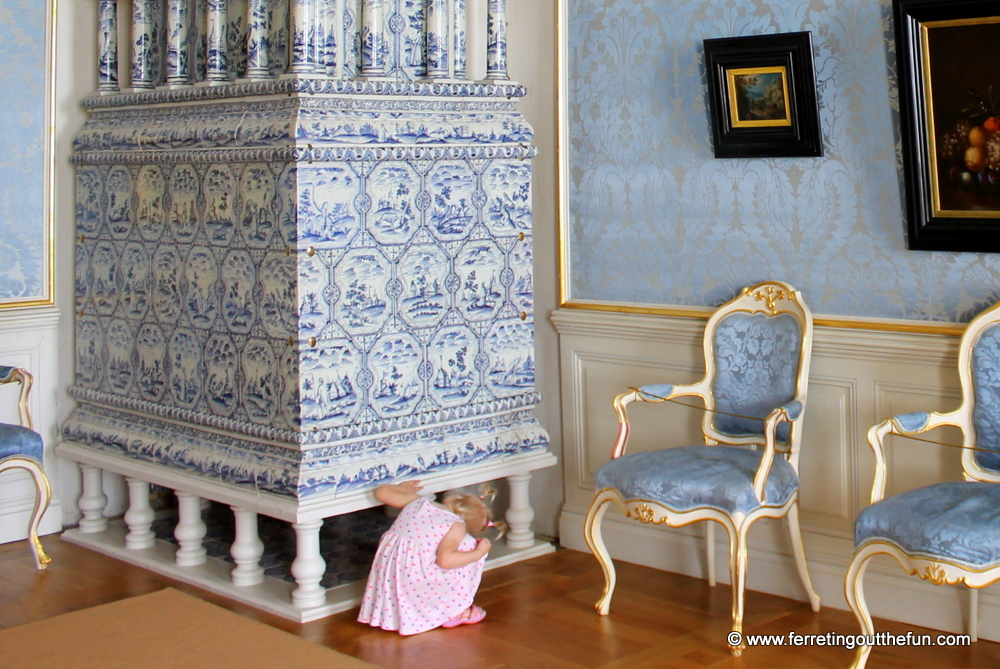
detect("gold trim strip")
[560,300,967,336]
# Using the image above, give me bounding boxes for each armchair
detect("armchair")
[584,281,819,655]
[846,299,1000,668]
[0,365,51,569]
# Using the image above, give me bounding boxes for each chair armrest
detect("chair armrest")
[609,380,710,460]
[635,381,708,403]
[0,366,33,430]
[752,401,804,503]
[866,411,962,504]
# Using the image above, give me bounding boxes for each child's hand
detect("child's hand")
[398,480,423,494]
[476,538,492,554]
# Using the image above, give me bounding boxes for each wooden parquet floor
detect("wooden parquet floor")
[2,536,998,668]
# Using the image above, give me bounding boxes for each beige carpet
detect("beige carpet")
[0,588,378,669]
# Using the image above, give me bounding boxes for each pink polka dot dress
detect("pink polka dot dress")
[358,497,485,635]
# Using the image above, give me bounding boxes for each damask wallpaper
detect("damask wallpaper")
[567,0,1000,323]
[0,0,47,304]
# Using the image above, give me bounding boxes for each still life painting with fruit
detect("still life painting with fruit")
[927,19,1000,215]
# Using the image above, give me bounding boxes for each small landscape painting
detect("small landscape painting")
[727,67,791,127]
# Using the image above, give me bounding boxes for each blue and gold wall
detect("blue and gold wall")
[566,0,1000,322]
[0,0,48,304]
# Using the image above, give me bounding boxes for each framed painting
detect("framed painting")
[703,31,822,159]
[895,0,1000,252]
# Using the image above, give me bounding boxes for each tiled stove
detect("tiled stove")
[57,0,554,622]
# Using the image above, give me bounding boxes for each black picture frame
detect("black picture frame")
[704,32,822,159]
[894,0,1000,252]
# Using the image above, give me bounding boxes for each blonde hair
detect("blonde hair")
[442,492,491,535]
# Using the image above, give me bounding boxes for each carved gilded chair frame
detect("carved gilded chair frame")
[586,281,818,656]
[0,367,51,569]
[845,298,1000,668]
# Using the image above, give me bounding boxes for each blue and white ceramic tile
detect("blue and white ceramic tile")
[136,323,168,403]
[120,241,151,320]
[455,240,504,323]
[300,338,361,427]
[367,162,419,245]
[205,332,239,417]
[106,318,135,395]
[369,333,423,418]
[398,244,449,328]
[483,162,531,234]
[429,326,478,408]
[428,161,477,240]
[242,337,280,425]
[168,327,203,409]
[167,164,201,243]
[240,164,278,248]
[298,165,361,247]
[220,249,256,334]
[152,245,183,322]
[336,247,390,336]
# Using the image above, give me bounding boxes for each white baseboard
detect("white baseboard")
[559,507,1000,642]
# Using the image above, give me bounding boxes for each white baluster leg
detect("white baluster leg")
[124,477,155,550]
[969,588,979,643]
[174,491,208,566]
[505,472,535,549]
[231,507,265,586]
[78,464,108,534]
[291,520,327,609]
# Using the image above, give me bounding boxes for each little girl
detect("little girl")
[358,480,492,635]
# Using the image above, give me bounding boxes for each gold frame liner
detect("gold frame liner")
[726,66,792,128]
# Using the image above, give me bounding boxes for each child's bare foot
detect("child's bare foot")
[441,605,486,628]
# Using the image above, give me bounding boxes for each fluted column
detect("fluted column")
[166,0,193,86]
[505,472,535,548]
[174,492,208,566]
[124,478,156,550]
[288,0,315,74]
[131,0,157,89]
[425,0,450,79]
[485,0,508,81]
[246,0,273,79]
[359,0,384,76]
[206,0,230,82]
[230,507,265,586]
[343,0,361,78]
[98,0,120,93]
[453,0,467,79]
[78,465,108,533]
[290,520,327,609]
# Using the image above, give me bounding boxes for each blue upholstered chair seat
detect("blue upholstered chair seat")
[594,445,799,515]
[0,423,43,462]
[855,481,1000,570]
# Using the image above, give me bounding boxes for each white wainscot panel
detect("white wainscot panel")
[797,377,855,538]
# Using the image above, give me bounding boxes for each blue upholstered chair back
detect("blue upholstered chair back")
[971,323,1000,473]
[710,312,801,444]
